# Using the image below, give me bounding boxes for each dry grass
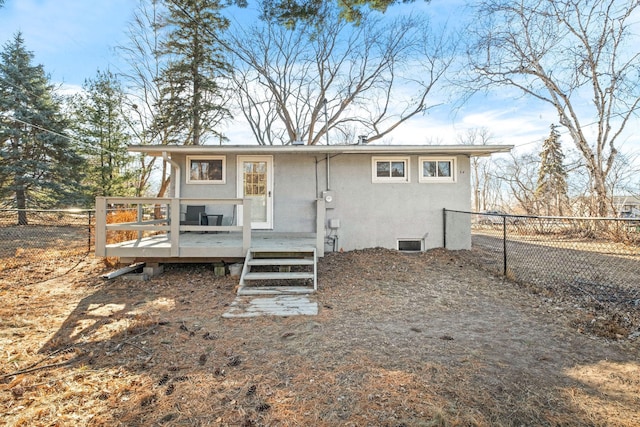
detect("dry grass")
[100,209,141,268]
[105,209,139,244]
[0,210,91,273]
[1,249,639,426]
[0,225,87,273]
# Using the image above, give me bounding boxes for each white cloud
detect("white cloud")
[0,0,636,167]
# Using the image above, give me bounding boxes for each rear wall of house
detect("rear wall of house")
[172,152,471,252]
[315,154,471,252]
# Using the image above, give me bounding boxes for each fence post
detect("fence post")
[88,210,92,253]
[442,208,447,249]
[95,197,107,256]
[502,216,507,276]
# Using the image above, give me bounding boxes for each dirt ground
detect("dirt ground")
[1,248,639,426]
[466,233,640,340]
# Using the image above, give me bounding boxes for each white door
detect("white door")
[237,156,273,229]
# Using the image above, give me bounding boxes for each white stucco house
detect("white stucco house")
[95,143,511,294]
[614,196,640,218]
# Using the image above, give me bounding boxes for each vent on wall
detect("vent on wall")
[397,239,422,252]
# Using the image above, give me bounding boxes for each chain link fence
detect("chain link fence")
[0,209,94,285]
[444,209,640,338]
[444,210,640,288]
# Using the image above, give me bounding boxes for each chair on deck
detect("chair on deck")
[180,205,223,233]
[201,213,223,233]
[181,205,206,226]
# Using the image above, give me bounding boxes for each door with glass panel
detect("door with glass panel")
[236,156,273,229]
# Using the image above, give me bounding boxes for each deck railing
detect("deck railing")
[95,197,252,257]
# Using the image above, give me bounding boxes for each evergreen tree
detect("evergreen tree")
[71,69,136,201]
[535,124,569,216]
[0,33,84,224]
[155,0,232,145]
[260,0,427,26]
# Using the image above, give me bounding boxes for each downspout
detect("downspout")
[324,98,331,190]
[163,152,181,198]
[326,153,331,190]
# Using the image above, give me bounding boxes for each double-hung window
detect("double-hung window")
[372,157,410,183]
[186,156,226,184]
[419,157,455,183]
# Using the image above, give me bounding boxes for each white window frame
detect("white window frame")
[419,156,456,183]
[186,155,226,184]
[372,157,410,183]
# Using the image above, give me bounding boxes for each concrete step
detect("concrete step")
[222,295,318,317]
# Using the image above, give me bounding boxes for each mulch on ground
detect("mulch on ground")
[1,248,639,426]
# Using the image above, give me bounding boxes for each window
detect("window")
[186,156,226,184]
[398,239,423,252]
[372,157,409,183]
[419,157,455,183]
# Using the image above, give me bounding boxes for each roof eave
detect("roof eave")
[128,144,513,157]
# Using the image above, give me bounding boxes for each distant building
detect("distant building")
[613,196,640,218]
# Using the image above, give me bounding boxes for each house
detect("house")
[613,196,640,218]
[95,143,512,294]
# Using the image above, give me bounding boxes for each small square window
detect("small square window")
[391,161,405,177]
[419,157,455,183]
[376,161,391,177]
[372,157,409,183]
[423,161,437,177]
[186,156,226,184]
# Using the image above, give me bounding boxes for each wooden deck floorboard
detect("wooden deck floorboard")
[104,232,317,259]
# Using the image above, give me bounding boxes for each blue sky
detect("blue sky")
[0,0,638,163]
[0,0,134,86]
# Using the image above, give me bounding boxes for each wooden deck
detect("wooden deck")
[95,196,325,261]
[104,232,318,261]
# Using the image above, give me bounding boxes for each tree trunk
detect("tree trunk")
[156,160,170,198]
[593,173,609,217]
[156,177,170,198]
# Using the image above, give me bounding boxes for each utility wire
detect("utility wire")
[0,75,133,158]
[2,114,76,143]
[0,73,135,157]
[1,113,128,158]
[510,111,639,150]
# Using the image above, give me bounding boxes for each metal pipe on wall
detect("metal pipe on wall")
[326,153,330,190]
[324,98,331,190]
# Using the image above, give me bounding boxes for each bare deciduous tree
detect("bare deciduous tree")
[467,0,640,216]
[227,8,453,145]
[457,127,497,212]
[495,151,541,215]
[117,0,169,197]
